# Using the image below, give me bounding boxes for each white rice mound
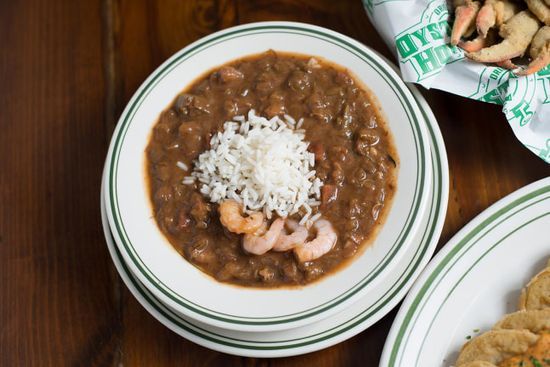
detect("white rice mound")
[185,109,323,223]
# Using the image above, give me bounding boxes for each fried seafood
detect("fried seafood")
[516,25,550,74]
[459,29,497,51]
[526,0,550,25]
[494,309,550,332]
[451,0,550,75]
[455,329,540,366]
[476,0,521,37]
[518,259,550,310]
[468,11,540,62]
[496,59,518,68]
[452,0,482,45]
[454,260,550,366]
[458,362,497,367]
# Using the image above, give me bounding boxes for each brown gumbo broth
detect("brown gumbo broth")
[146,51,398,287]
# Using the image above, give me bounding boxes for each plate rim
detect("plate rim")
[100,84,449,357]
[103,20,433,329]
[380,176,550,367]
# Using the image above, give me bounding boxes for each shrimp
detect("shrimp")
[468,11,541,63]
[293,219,337,262]
[515,25,550,75]
[496,59,518,69]
[242,218,285,255]
[218,199,264,234]
[272,220,309,252]
[476,0,520,38]
[526,0,550,25]
[459,29,497,52]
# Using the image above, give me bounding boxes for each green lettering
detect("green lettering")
[412,48,441,74]
[511,100,533,126]
[396,35,418,58]
[434,4,447,15]
[433,44,451,64]
[538,64,550,76]
[411,27,430,46]
[479,81,508,105]
[439,20,452,37]
[427,23,444,41]
[501,82,513,102]
[489,68,504,80]
[480,89,503,104]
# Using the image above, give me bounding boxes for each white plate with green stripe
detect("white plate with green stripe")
[381,177,550,366]
[103,21,433,332]
[100,86,448,357]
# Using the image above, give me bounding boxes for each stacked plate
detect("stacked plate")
[101,22,450,357]
[381,177,550,366]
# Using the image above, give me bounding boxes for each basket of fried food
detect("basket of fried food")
[450,0,550,75]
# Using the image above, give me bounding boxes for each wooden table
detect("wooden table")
[1,1,548,365]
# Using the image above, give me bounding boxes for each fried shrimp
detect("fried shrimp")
[526,0,550,25]
[242,218,285,255]
[496,59,518,69]
[515,25,550,75]
[218,199,264,234]
[293,219,337,262]
[459,29,497,52]
[476,0,520,37]
[468,11,541,63]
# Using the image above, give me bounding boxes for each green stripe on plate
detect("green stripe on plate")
[102,90,446,351]
[107,24,428,325]
[388,185,550,366]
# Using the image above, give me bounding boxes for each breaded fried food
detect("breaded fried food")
[525,0,550,25]
[515,25,550,75]
[455,329,540,365]
[518,259,550,310]
[494,308,550,332]
[459,362,497,367]
[467,11,541,63]
[452,0,483,45]
[450,0,550,74]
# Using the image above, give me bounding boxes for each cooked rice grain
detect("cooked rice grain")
[191,109,322,219]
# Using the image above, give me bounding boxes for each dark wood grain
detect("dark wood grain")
[424,89,549,246]
[0,0,120,366]
[0,0,548,366]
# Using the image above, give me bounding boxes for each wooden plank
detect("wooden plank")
[235,0,392,60]
[421,90,550,247]
[2,0,545,365]
[108,0,243,365]
[0,0,119,366]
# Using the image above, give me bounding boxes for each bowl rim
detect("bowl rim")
[103,21,432,330]
[99,84,449,357]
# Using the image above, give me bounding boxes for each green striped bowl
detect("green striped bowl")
[103,22,433,332]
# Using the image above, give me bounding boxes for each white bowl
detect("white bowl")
[104,21,433,332]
